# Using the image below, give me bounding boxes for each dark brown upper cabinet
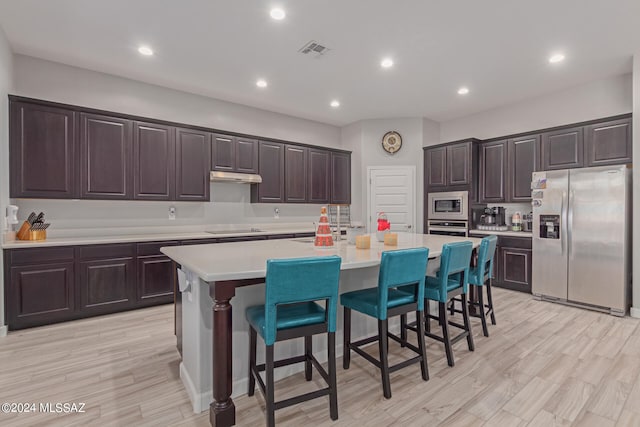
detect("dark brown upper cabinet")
[507,134,539,202]
[9,97,350,204]
[479,140,507,203]
[330,151,351,204]
[251,141,285,203]
[133,122,176,200]
[424,140,476,195]
[235,137,259,174]
[425,146,447,188]
[10,101,78,198]
[585,118,632,167]
[175,128,211,201]
[212,134,258,174]
[541,126,584,170]
[308,149,331,204]
[80,113,132,199]
[284,145,308,203]
[211,134,235,171]
[447,142,472,186]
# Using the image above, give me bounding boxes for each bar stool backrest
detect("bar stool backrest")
[377,248,429,320]
[477,235,498,282]
[437,241,474,295]
[265,256,342,345]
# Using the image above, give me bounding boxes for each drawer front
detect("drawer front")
[10,247,75,265]
[498,236,532,249]
[137,241,179,256]
[180,238,219,245]
[79,243,136,260]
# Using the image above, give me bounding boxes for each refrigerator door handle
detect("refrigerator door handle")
[568,190,574,260]
[561,191,567,255]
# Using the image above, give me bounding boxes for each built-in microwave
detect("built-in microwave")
[427,191,468,221]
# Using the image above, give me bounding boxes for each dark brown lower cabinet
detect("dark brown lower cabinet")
[469,235,532,294]
[495,237,532,293]
[79,257,135,315]
[4,234,315,331]
[8,262,75,329]
[137,256,176,306]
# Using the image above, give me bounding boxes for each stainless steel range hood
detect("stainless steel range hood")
[209,171,262,184]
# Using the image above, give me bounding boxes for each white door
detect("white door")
[368,166,415,233]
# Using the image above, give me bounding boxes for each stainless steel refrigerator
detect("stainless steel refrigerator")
[531,165,631,316]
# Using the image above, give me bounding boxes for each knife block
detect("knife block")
[16,221,46,241]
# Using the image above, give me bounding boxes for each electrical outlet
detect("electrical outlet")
[168,206,176,220]
[274,207,280,219]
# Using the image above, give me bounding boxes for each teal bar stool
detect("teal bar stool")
[341,248,429,399]
[403,241,474,367]
[246,256,341,427]
[449,235,498,337]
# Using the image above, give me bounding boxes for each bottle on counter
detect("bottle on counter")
[512,212,522,232]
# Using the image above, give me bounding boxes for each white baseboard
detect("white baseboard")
[631,307,640,319]
[0,325,7,337]
[180,362,212,414]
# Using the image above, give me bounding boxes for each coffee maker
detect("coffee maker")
[478,207,506,228]
[492,207,506,226]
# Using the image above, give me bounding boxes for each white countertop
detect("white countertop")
[469,229,532,238]
[1,225,316,249]
[161,232,482,282]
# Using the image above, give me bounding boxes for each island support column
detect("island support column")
[209,282,236,427]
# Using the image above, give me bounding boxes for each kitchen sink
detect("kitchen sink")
[206,228,263,235]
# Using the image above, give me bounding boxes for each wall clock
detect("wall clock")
[382,131,402,154]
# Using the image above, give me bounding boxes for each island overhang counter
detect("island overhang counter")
[161,232,482,427]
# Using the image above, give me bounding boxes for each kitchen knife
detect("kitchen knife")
[27,212,36,225]
[34,212,44,224]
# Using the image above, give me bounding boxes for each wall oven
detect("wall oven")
[427,191,468,221]
[427,220,468,237]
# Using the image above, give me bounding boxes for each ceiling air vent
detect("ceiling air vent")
[298,40,330,57]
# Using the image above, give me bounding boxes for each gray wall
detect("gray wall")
[8,54,344,231]
[439,73,632,143]
[342,117,440,234]
[633,55,640,318]
[0,28,13,333]
[439,71,637,316]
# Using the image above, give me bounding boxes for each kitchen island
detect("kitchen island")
[161,233,482,427]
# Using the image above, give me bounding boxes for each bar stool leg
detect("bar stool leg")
[343,307,351,369]
[328,332,338,420]
[477,286,489,337]
[248,327,257,396]
[440,301,455,367]
[304,335,313,381]
[400,314,407,347]
[265,344,275,427]
[461,293,475,351]
[486,279,497,325]
[425,300,431,333]
[416,310,429,381]
[378,319,392,399]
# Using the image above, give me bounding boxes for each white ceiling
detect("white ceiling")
[0,0,638,126]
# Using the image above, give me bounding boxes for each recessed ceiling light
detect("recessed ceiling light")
[549,53,565,64]
[138,46,154,56]
[270,8,286,20]
[457,87,470,95]
[380,58,394,68]
[256,79,268,88]
[330,100,340,108]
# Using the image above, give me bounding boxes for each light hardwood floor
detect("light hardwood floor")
[1,288,639,426]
